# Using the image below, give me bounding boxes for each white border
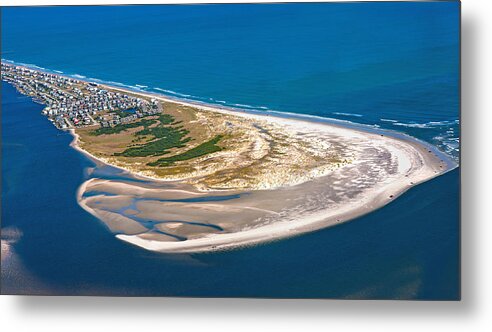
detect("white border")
[2,0,492,332]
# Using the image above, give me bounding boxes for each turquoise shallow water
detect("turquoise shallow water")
[1,3,459,298]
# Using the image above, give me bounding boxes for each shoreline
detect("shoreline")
[112,135,452,253]
[2,62,458,253]
[71,84,455,253]
[2,58,458,166]
[68,81,457,187]
[94,81,458,169]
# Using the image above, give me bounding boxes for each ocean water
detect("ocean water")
[1,2,460,158]
[1,2,460,298]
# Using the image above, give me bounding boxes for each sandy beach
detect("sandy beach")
[70,83,456,253]
[4,62,457,253]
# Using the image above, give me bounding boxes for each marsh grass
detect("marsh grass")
[148,135,223,166]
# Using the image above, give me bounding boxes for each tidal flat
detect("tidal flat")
[1,63,456,253]
[74,85,456,253]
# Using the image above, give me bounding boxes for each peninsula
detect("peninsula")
[1,62,455,253]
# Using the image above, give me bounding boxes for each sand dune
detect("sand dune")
[73,89,456,253]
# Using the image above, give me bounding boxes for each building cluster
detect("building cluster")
[1,62,162,130]
[97,99,162,128]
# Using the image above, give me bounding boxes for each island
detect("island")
[1,62,456,253]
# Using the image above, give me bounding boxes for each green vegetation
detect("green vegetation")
[89,110,224,165]
[115,127,191,157]
[110,109,135,118]
[158,114,174,125]
[148,135,223,167]
[91,118,156,136]
[114,115,191,157]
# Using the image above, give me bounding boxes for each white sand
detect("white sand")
[70,84,456,253]
[115,139,451,253]
[5,62,457,254]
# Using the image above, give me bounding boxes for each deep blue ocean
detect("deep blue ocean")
[1,3,459,298]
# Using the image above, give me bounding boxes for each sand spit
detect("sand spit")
[72,87,456,253]
[2,62,457,253]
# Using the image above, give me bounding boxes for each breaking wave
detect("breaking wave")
[333,112,363,117]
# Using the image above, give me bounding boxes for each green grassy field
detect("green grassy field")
[148,135,223,167]
[115,127,191,157]
[111,112,192,158]
[91,118,156,136]
[89,108,224,166]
